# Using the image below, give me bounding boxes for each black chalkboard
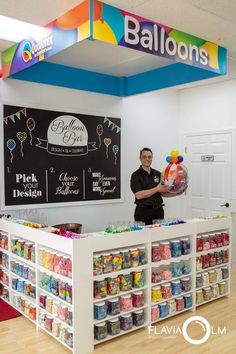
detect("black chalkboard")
[3,105,121,206]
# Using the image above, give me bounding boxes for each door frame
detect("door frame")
[181,128,236,217]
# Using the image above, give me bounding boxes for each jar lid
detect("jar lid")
[133,309,143,314]
[183,294,192,298]
[138,246,145,250]
[196,274,202,278]
[108,318,119,323]
[196,290,203,293]
[107,298,119,302]
[152,286,161,290]
[102,253,112,256]
[129,248,139,251]
[133,291,143,296]
[182,277,190,281]
[209,270,216,273]
[176,296,183,300]
[197,236,202,238]
[211,284,219,288]
[121,294,132,299]
[160,241,170,245]
[152,243,160,246]
[171,239,180,243]
[159,302,167,306]
[173,260,181,263]
[60,305,67,309]
[221,266,228,270]
[162,283,171,287]
[121,313,132,318]
[204,287,211,290]
[95,301,105,306]
[53,320,60,324]
[172,280,181,284]
[180,238,189,241]
[95,322,106,327]
[220,281,226,285]
[121,249,129,253]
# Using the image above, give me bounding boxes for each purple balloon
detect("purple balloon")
[178,156,184,163]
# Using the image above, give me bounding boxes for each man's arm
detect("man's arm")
[161,185,188,198]
[135,184,169,200]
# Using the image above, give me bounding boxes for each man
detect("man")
[130,147,185,225]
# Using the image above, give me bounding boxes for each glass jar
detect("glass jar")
[119,274,132,292]
[152,243,161,262]
[112,252,122,271]
[120,294,133,312]
[215,251,223,265]
[121,249,132,269]
[208,270,217,284]
[196,236,203,252]
[159,302,168,318]
[66,329,73,348]
[160,242,171,260]
[219,282,227,295]
[202,272,210,287]
[202,254,210,269]
[171,280,182,295]
[203,286,212,301]
[129,248,140,268]
[171,261,183,277]
[211,284,219,298]
[102,253,113,274]
[175,296,184,311]
[209,252,216,267]
[161,283,172,299]
[93,253,103,276]
[138,247,148,265]
[132,291,145,308]
[152,286,162,303]
[94,280,107,299]
[132,270,145,288]
[107,297,120,316]
[221,266,229,279]
[167,299,176,315]
[180,238,191,255]
[196,274,203,288]
[196,256,202,271]
[52,320,60,337]
[222,232,230,246]
[94,322,107,340]
[133,309,145,326]
[196,289,204,304]
[215,268,222,282]
[222,250,229,263]
[181,277,191,292]
[106,276,120,296]
[183,294,192,308]
[151,305,159,322]
[94,301,107,320]
[170,239,182,258]
[120,313,133,331]
[202,235,210,251]
[152,269,162,283]
[107,318,121,335]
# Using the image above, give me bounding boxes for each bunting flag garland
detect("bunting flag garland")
[3,108,27,125]
[103,117,121,133]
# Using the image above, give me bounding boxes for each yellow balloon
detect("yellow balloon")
[171,149,179,157]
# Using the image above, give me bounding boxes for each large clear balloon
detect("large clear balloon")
[161,151,188,193]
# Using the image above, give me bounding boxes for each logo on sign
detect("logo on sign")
[22,42,32,63]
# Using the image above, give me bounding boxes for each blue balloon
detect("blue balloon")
[7,139,16,151]
[112,145,119,155]
[166,156,171,163]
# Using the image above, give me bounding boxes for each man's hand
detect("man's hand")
[156,184,170,193]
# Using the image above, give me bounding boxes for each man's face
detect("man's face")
[140,150,153,168]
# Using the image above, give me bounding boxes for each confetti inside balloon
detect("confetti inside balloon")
[112,145,119,165]
[16,132,27,157]
[96,124,103,148]
[26,118,36,145]
[104,138,111,159]
[161,150,188,193]
[6,139,16,163]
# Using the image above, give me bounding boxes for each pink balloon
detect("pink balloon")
[96,124,103,136]
[26,118,35,131]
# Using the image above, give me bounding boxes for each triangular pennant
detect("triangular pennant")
[108,120,112,127]
[104,117,108,123]
[3,118,8,125]
[9,114,15,123]
[116,127,121,133]
[15,112,21,120]
[111,123,116,130]
[21,108,27,117]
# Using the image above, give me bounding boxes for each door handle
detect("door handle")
[220,202,230,207]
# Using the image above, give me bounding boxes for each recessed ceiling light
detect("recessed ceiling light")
[0,15,50,43]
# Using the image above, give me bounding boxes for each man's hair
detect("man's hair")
[140,147,153,158]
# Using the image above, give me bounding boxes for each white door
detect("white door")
[184,131,232,218]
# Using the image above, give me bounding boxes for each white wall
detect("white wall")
[0,79,181,232]
[179,79,236,264]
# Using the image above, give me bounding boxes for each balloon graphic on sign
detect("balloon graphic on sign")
[16,132,27,157]
[112,145,119,165]
[26,118,36,145]
[96,124,103,148]
[104,138,111,159]
[6,139,16,164]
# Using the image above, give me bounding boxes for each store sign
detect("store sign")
[93,0,227,75]
[2,0,90,78]
[201,155,214,162]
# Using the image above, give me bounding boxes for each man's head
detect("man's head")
[140,147,153,169]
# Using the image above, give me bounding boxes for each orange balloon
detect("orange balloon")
[56,0,90,30]
[171,156,178,164]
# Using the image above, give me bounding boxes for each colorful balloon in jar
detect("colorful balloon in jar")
[161,150,188,193]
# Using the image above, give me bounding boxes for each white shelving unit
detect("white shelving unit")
[0,217,232,354]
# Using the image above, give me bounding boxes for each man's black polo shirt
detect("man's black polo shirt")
[130,166,163,207]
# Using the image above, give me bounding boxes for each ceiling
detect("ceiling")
[0,0,236,80]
